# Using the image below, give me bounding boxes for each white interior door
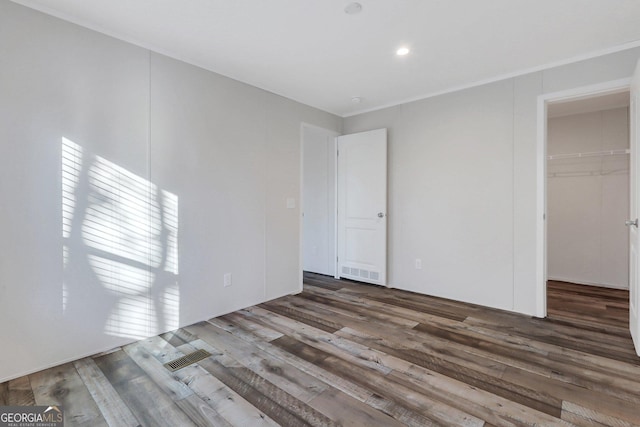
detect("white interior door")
[629,60,640,356]
[337,128,387,286]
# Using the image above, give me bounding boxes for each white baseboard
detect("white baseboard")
[547,276,628,290]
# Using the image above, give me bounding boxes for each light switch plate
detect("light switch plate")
[286,197,296,209]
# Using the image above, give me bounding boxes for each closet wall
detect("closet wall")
[547,106,629,289]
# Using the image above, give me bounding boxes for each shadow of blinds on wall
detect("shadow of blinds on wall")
[62,137,179,339]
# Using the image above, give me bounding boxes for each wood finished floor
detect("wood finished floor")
[547,280,629,329]
[1,274,639,426]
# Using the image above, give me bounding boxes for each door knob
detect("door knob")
[626,219,638,227]
[377,212,385,218]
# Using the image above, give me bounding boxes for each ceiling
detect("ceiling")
[11,0,640,117]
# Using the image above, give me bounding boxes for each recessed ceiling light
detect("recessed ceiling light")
[396,47,410,56]
[344,2,362,14]
[351,97,363,104]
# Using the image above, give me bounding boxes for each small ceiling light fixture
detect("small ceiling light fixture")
[351,97,363,104]
[344,2,362,14]
[396,47,410,56]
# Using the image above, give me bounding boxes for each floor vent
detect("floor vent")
[164,349,212,372]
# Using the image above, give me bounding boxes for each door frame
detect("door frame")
[535,77,632,318]
[299,123,340,289]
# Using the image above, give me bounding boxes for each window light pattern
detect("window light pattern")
[62,137,179,339]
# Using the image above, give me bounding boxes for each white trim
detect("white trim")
[334,135,340,279]
[538,78,631,104]
[344,43,640,117]
[299,123,306,293]
[0,341,127,383]
[300,123,340,281]
[536,78,632,318]
[536,96,547,318]
[547,276,628,290]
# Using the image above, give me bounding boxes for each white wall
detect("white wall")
[346,82,516,310]
[0,1,340,382]
[344,47,640,315]
[302,125,338,276]
[547,107,629,288]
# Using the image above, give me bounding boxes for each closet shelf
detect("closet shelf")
[547,149,629,160]
[547,168,629,178]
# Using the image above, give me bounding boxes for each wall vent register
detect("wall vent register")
[342,266,379,281]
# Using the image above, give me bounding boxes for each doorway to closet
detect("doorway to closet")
[301,125,388,287]
[301,124,339,278]
[546,90,631,329]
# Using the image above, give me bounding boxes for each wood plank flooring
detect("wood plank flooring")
[2,273,639,426]
[547,280,629,329]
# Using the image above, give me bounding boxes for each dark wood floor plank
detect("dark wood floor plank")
[29,362,108,427]
[409,323,640,404]
[388,364,569,427]
[308,387,406,427]
[301,273,348,291]
[0,381,7,406]
[311,309,514,381]
[73,357,141,427]
[184,338,340,427]
[329,280,484,317]
[193,320,407,426]
[317,355,484,426]
[123,337,231,427]
[6,376,35,406]
[302,283,476,332]
[331,290,469,322]
[155,334,280,427]
[226,313,448,426]
[242,306,393,375]
[397,366,562,427]
[217,313,284,342]
[258,301,343,333]
[238,307,485,426]
[292,291,420,328]
[336,325,563,417]
[188,321,330,403]
[93,349,197,427]
[501,366,640,425]
[547,281,629,330]
[209,316,376,402]
[122,340,194,401]
[463,314,639,365]
[560,399,640,426]
[460,315,640,379]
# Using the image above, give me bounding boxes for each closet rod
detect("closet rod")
[548,168,629,178]
[547,149,629,160]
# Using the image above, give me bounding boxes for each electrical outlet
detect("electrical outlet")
[415,259,422,270]
[224,273,232,287]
